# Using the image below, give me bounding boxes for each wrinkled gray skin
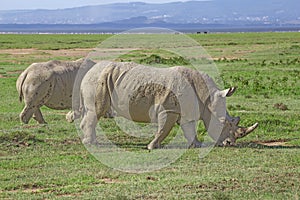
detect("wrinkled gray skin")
[16,58,96,124]
[77,61,258,149]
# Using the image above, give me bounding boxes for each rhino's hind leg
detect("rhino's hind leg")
[20,106,35,124]
[21,81,52,124]
[33,108,47,124]
[147,112,179,150]
[180,121,202,148]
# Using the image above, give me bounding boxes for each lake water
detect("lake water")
[0,24,300,34]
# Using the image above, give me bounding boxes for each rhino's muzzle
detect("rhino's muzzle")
[235,123,259,139]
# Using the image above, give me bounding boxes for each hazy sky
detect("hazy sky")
[0,0,198,10]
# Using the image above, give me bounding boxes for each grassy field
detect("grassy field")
[0,32,299,199]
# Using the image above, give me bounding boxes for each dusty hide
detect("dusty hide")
[82,61,215,124]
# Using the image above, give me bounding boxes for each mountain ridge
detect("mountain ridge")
[0,1,299,25]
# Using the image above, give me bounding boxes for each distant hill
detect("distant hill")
[0,0,299,26]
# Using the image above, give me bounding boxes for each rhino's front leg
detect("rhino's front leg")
[147,112,179,150]
[180,121,202,148]
[80,110,98,145]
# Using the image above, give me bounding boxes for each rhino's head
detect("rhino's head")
[205,87,258,146]
[216,115,259,146]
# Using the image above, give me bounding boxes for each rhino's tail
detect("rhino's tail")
[79,90,86,118]
[66,89,85,123]
[16,70,28,103]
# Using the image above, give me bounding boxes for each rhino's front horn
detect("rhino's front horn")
[235,123,259,139]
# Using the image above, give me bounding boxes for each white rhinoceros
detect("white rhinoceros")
[16,58,96,124]
[77,61,258,149]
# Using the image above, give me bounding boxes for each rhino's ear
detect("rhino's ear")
[218,87,236,97]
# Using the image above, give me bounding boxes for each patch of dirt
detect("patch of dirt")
[254,139,291,147]
[213,57,240,61]
[0,48,93,78]
[0,48,38,55]
[43,48,91,57]
[273,103,288,111]
[0,48,91,57]
[61,139,81,145]
[0,48,91,66]
[56,192,83,197]
[183,178,242,192]
[22,124,42,129]
[22,188,43,193]
[7,70,24,75]
[238,139,297,148]
[101,178,125,184]
[146,176,158,181]
[0,151,8,157]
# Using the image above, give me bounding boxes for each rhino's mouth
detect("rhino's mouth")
[219,122,259,146]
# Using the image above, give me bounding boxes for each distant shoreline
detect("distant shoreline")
[0,24,300,34]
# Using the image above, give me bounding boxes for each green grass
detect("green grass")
[0,34,110,50]
[0,33,299,199]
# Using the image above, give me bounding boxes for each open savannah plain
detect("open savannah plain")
[0,32,299,199]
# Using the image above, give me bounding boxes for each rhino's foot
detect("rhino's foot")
[66,115,74,123]
[66,111,82,123]
[36,120,47,125]
[82,137,98,145]
[20,115,30,124]
[147,142,161,150]
[32,115,47,124]
[189,140,203,148]
[20,120,29,125]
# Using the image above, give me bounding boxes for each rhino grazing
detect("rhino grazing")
[16,58,96,124]
[77,61,258,149]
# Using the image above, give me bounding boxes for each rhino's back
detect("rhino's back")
[24,60,82,83]
[107,64,199,122]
